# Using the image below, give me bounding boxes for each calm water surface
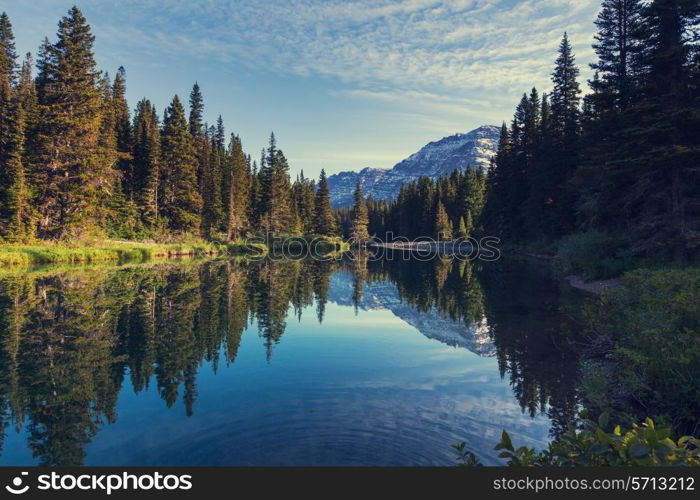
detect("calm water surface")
[0,256,585,465]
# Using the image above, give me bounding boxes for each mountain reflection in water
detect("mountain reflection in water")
[0,256,585,466]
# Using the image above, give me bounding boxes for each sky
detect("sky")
[6,0,602,179]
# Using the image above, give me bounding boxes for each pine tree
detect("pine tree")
[188,83,204,139]
[454,216,466,239]
[351,179,370,242]
[160,94,202,232]
[313,169,336,236]
[133,99,161,227]
[0,12,17,86]
[112,66,134,198]
[31,7,116,239]
[291,171,315,235]
[273,148,297,233]
[16,53,38,143]
[226,134,249,239]
[591,0,645,113]
[258,133,295,235]
[1,94,33,241]
[434,200,452,240]
[200,134,222,238]
[0,11,18,230]
[97,72,129,237]
[248,160,261,230]
[482,123,512,238]
[609,0,700,259]
[549,33,582,236]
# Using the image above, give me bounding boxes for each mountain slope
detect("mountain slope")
[328,125,500,207]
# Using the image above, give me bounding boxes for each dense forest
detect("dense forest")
[360,0,699,268]
[0,7,350,243]
[338,169,486,241]
[3,2,696,261]
[482,0,699,264]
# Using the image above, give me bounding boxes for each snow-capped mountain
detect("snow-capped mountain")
[328,125,500,207]
[328,272,496,357]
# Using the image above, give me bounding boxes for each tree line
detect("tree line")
[338,168,486,240]
[351,0,699,259]
[0,7,345,243]
[481,0,699,262]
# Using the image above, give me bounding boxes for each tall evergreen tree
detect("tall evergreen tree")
[590,0,645,113]
[351,179,370,242]
[0,12,17,86]
[226,134,249,239]
[112,66,133,198]
[16,53,37,142]
[313,169,336,236]
[1,94,32,241]
[258,133,295,234]
[434,200,452,240]
[482,124,512,239]
[200,134,222,238]
[160,95,202,232]
[132,99,161,227]
[188,83,204,139]
[291,171,315,235]
[0,12,18,229]
[31,6,116,238]
[609,0,700,259]
[549,33,582,235]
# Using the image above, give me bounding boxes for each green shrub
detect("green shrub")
[455,414,700,466]
[583,268,700,436]
[557,230,635,279]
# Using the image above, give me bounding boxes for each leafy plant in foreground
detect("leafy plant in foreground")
[455,414,700,466]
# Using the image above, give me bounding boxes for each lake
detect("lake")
[0,254,586,466]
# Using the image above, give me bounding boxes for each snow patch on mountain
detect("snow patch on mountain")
[328,125,500,207]
[328,272,496,357]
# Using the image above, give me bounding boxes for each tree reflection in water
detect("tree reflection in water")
[0,256,584,464]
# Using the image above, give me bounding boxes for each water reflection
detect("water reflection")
[0,256,584,465]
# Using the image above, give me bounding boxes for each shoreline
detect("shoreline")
[0,240,266,267]
[509,249,624,295]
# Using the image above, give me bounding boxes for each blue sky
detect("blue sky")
[7,0,601,178]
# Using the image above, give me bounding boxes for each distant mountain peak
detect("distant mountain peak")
[328,125,500,207]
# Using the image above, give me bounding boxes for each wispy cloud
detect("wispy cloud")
[93,0,600,97]
[8,0,602,173]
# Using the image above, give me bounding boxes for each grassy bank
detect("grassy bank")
[506,230,648,281]
[268,235,350,254]
[581,267,700,436]
[0,239,268,266]
[0,236,357,267]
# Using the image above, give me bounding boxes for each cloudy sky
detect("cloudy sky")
[8,0,601,178]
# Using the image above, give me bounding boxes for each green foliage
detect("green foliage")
[1,9,341,245]
[160,95,202,232]
[557,230,635,279]
[313,169,337,236]
[226,135,250,239]
[291,171,316,236]
[583,267,700,436]
[132,99,160,227]
[456,414,700,466]
[30,7,116,239]
[434,201,452,239]
[0,240,225,266]
[351,179,370,242]
[363,168,485,240]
